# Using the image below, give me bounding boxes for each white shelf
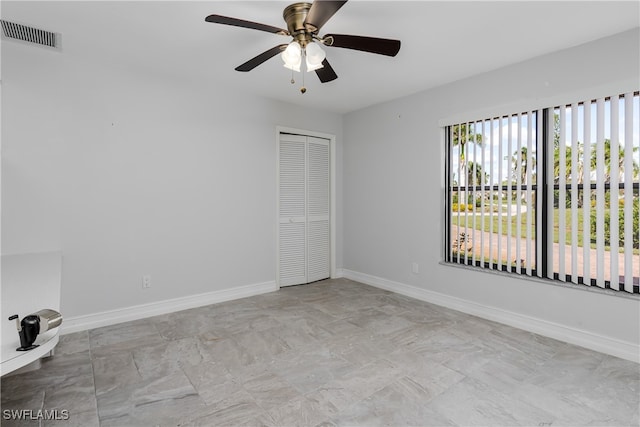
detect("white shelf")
[1,252,62,377]
[1,331,60,376]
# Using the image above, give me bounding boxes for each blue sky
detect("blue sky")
[451,94,640,186]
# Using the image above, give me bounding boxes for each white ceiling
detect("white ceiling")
[3,1,639,114]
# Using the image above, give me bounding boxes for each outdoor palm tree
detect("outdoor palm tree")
[466,161,488,186]
[552,113,585,185]
[512,146,537,185]
[553,143,584,184]
[452,123,483,203]
[590,138,639,183]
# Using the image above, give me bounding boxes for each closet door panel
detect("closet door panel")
[278,135,307,286]
[306,138,330,282]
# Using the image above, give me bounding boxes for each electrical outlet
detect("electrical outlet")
[142,275,151,289]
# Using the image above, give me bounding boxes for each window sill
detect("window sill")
[439,260,640,301]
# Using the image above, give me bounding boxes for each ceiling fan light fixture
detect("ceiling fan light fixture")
[283,60,301,72]
[281,41,302,71]
[305,41,325,72]
[205,1,401,84]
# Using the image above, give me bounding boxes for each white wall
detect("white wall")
[1,40,343,319]
[343,29,640,360]
[3,14,638,360]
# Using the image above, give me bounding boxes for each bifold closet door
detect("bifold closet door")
[306,137,330,282]
[279,134,307,286]
[278,133,330,286]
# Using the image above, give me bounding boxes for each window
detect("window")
[445,92,639,294]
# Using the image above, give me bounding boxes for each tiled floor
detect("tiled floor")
[1,278,639,426]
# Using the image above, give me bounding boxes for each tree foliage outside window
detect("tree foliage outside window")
[447,92,639,293]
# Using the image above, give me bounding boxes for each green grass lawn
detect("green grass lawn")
[452,205,638,254]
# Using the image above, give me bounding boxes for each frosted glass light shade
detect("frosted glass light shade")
[305,41,325,72]
[282,41,302,72]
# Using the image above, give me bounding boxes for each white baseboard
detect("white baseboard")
[333,268,345,278]
[342,269,639,363]
[61,281,278,334]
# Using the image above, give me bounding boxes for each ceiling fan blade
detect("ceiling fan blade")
[304,1,348,32]
[315,59,338,83]
[205,15,289,35]
[324,34,401,57]
[235,45,288,72]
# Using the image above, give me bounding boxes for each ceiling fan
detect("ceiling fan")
[205,1,401,91]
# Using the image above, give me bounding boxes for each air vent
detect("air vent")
[1,20,59,49]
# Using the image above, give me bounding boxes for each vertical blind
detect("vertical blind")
[449,111,540,275]
[551,93,639,292]
[447,91,639,293]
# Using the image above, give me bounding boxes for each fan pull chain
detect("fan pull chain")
[300,49,307,94]
[290,67,295,85]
